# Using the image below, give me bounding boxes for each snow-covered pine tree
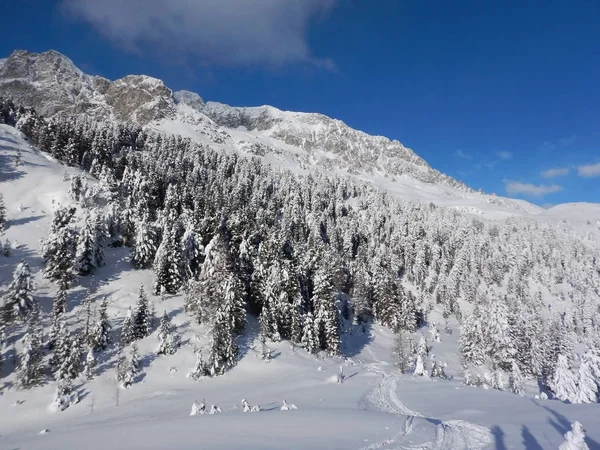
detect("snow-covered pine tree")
[352,267,373,324]
[0,192,6,231]
[301,311,319,354]
[414,335,428,376]
[52,378,79,411]
[188,350,208,380]
[205,273,246,376]
[41,206,77,289]
[393,332,411,374]
[16,302,44,389]
[133,285,151,340]
[207,307,238,376]
[48,286,68,349]
[93,209,107,268]
[459,310,486,366]
[76,211,98,275]
[50,318,70,379]
[430,360,447,379]
[559,421,589,450]
[1,260,35,323]
[91,298,111,352]
[312,265,340,356]
[116,350,132,388]
[2,238,10,257]
[130,343,141,378]
[60,334,83,381]
[83,347,96,380]
[120,306,136,347]
[551,354,578,403]
[492,368,506,391]
[131,210,158,269]
[153,219,183,295]
[156,311,179,355]
[181,219,203,279]
[576,355,598,404]
[508,360,525,396]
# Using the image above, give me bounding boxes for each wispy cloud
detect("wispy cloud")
[61,0,337,67]
[541,167,570,178]
[505,181,563,197]
[496,151,513,160]
[540,135,576,152]
[577,162,600,178]
[454,149,469,159]
[559,135,576,146]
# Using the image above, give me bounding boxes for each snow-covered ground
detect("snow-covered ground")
[1,123,600,450]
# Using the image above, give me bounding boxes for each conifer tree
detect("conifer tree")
[41,206,77,289]
[301,311,319,354]
[49,286,68,348]
[430,360,447,379]
[153,220,183,294]
[2,260,34,323]
[133,286,151,339]
[551,354,578,402]
[131,210,158,269]
[75,212,97,275]
[83,347,96,380]
[0,193,6,231]
[60,334,83,381]
[312,266,340,355]
[509,360,525,396]
[559,421,589,450]
[120,307,136,347]
[156,311,179,355]
[50,318,69,379]
[91,298,111,351]
[16,302,44,389]
[576,356,598,404]
[130,343,141,378]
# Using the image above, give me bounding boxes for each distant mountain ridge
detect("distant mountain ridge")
[0,49,549,218]
[0,50,466,183]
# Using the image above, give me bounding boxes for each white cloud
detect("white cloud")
[504,181,563,197]
[61,0,337,67]
[577,162,600,178]
[454,149,469,159]
[496,151,513,160]
[559,135,576,146]
[541,167,570,178]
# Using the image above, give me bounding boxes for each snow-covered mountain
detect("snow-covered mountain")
[0,49,549,218]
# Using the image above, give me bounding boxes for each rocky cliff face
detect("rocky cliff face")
[0,50,175,124]
[0,49,469,192]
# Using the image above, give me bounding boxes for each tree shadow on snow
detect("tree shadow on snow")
[490,425,508,450]
[6,214,44,228]
[237,316,260,361]
[521,425,543,450]
[340,320,374,358]
[0,152,26,183]
[538,402,600,450]
[0,246,40,282]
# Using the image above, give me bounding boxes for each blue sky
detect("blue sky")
[1,0,599,205]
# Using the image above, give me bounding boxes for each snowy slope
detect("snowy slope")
[1,123,600,450]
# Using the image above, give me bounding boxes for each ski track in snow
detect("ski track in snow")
[353,356,491,450]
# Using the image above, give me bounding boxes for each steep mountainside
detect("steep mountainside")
[0,49,545,218]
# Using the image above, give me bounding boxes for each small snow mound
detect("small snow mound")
[190,400,206,416]
[281,400,298,411]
